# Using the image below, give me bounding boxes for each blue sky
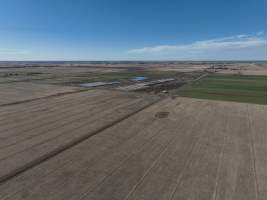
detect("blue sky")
[0,0,266,60]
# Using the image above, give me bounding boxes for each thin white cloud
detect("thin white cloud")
[257,31,264,36]
[128,33,267,54]
[0,48,29,55]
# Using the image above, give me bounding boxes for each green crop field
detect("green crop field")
[178,74,267,105]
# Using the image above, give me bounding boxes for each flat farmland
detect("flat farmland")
[0,93,267,200]
[0,89,158,183]
[0,82,81,106]
[1,62,267,200]
[178,74,267,105]
[0,63,206,87]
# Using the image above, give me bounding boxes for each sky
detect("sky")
[0,0,267,60]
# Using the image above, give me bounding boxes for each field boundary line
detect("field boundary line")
[0,89,88,107]
[177,72,208,92]
[212,104,228,200]
[194,72,209,82]
[0,97,161,185]
[247,104,260,200]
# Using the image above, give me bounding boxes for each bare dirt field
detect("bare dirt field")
[212,63,267,75]
[0,62,267,200]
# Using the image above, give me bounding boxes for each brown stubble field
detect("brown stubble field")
[0,62,267,200]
